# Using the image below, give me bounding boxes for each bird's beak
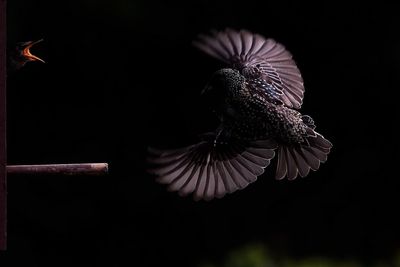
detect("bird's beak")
[201,84,213,95]
[22,39,45,63]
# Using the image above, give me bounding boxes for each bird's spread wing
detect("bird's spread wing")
[193,29,305,109]
[147,135,277,201]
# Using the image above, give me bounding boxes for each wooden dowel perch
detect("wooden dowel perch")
[6,163,108,176]
[0,0,6,251]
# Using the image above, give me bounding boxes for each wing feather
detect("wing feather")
[148,134,277,200]
[194,29,305,109]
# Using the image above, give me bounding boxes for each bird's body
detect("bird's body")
[148,29,332,200]
[210,68,309,144]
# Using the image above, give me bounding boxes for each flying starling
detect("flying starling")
[8,39,45,71]
[148,29,332,200]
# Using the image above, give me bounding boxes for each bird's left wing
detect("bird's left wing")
[148,135,277,201]
[194,29,304,109]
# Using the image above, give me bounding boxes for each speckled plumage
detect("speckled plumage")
[148,29,332,201]
[210,68,309,144]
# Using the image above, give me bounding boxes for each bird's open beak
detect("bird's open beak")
[22,39,45,63]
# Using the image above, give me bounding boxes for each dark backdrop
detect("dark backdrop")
[1,1,399,266]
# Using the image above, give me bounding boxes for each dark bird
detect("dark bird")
[148,29,332,201]
[8,39,45,71]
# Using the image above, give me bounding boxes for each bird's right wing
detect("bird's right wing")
[147,135,277,201]
[193,29,304,109]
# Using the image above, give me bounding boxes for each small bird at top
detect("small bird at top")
[148,29,332,201]
[8,39,45,71]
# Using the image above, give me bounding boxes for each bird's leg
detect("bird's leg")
[214,127,223,147]
[214,125,231,147]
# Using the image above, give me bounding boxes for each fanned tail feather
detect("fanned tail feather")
[275,132,332,180]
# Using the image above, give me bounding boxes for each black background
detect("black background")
[1,1,399,266]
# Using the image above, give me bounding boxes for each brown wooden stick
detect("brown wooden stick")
[6,163,109,176]
[0,0,7,251]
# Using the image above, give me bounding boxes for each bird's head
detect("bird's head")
[12,39,45,69]
[201,68,244,111]
[202,68,244,96]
